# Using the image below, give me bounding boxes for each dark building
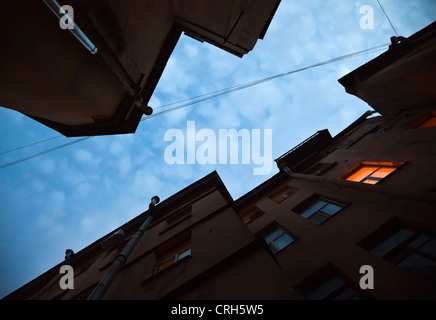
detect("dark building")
[0,0,281,137]
[3,22,436,300]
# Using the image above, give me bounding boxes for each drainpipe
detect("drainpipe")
[42,0,98,54]
[87,196,160,300]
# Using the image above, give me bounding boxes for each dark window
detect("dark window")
[155,237,191,273]
[239,205,264,224]
[304,162,337,176]
[294,196,346,225]
[267,185,298,203]
[294,266,369,300]
[361,222,436,285]
[262,226,295,254]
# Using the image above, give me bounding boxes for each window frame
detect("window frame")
[338,161,405,185]
[359,220,436,285]
[267,185,298,203]
[155,236,191,274]
[239,205,264,224]
[292,265,371,300]
[293,195,348,225]
[303,162,337,176]
[408,112,436,129]
[261,225,296,254]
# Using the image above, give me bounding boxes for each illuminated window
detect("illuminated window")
[294,196,346,225]
[267,185,298,203]
[262,226,295,254]
[239,205,264,224]
[360,221,436,285]
[155,237,191,273]
[409,112,436,129]
[340,162,404,185]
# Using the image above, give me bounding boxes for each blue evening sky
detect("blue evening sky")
[0,0,435,298]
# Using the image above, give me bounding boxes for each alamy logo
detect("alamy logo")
[59,5,74,30]
[360,5,374,30]
[359,265,374,290]
[59,265,74,290]
[164,121,273,175]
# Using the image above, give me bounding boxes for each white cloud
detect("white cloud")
[73,149,93,163]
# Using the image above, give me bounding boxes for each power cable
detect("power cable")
[0,135,63,155]
[0,43,389,170]
[377,0,399,36]
[0,136,92,170]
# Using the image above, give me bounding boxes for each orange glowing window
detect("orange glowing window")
[409,112,436,129]
[340,162,404,185]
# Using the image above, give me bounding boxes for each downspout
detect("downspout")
[42,0,98,54]
[87,196,161,300]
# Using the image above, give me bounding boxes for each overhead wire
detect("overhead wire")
[0,135,63,155]
[0,43,390,170]
[376,0,399,36]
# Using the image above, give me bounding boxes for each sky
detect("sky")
[0,0,435,299]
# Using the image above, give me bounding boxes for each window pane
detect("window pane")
[397,253,436,268]
[309,212,329,225]
[157,257,175,272]
[177,248,191,261]
[421,239,436,258]
[370,167,396,179]
[332,286,360,300]
[419,116,436,128]
[409,234,431,249]
[305,275,345,300]
[346,166,378,182]
[300,199,327,218]
[274,233,294,250]
[371,228,415,257]
[320,203,342,215]
[264,228,284,244]
[362,178,379,185]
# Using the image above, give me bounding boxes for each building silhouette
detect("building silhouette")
[3,20,436,300]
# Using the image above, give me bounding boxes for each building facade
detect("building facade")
[3,22,436,301]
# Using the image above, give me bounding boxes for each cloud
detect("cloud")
[73,149,93,163]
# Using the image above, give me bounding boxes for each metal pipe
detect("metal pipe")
[42,0,98,54]
[87,196,160,300]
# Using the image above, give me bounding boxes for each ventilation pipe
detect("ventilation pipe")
[42,0,98,54]
[87,196,160,300]
[64,249,74,265]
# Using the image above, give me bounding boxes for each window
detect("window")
[293,266,370,300]
[304,162,337,176]
[239,205,264,224]
[262,226,295,254]
[360,221,436,285]
[340,162,404,185]
[409,112,436,129]
[294,196,346,225]
[267,185,298,203]
[155,237,191,273]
